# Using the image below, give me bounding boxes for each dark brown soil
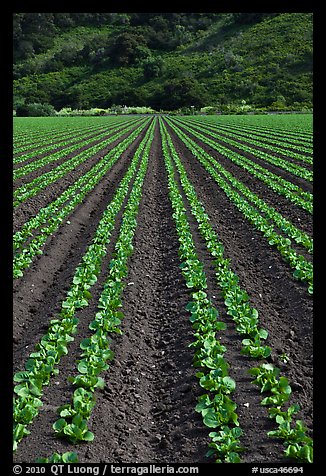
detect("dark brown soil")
[13,117,313,465]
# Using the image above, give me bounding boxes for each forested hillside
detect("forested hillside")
[13,13,313,112]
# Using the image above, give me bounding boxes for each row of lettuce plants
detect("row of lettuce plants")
[13,116,134,154]
[211,122,313,156]
[165,119,313,294]
[13,119,142,179]
[13,117,138,159]
[13,126,100,157]
[203,116,312,145]
[14,123,110,166]
[186,118,312,163]
[177,118,312,182]
[13,120,155,452]
[168,121,312,255]
[249,364,313,463]
[13,121,109,154]
[48,119,155,453]
[160,118,313,462]
[160,118,244,463]
[172,118,312,214]
[13,117,149,207]
[13,120,150,278]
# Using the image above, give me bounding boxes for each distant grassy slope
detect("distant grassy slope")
[13,13,313,111]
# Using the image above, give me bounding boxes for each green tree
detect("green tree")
[16,103,56,116]
[153,78,208,110]
[134,45,152,65]
[53,44,81,66]
[109,32,147,66]
[142,56,165,79]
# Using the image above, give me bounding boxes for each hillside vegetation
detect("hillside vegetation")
[13,13,313,113]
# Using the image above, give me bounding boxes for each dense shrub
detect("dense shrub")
[16,103,56,117]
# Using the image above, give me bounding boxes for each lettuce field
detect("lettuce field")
[13,114,313,464]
